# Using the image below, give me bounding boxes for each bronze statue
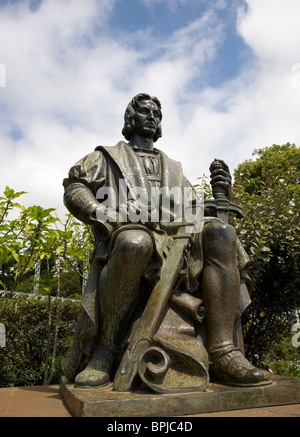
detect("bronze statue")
[61,93,271,392]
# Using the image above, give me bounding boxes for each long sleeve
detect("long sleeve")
[63,150,114,239]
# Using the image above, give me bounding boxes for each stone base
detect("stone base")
[60,375,300,417]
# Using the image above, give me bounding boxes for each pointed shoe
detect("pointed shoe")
[210,349,272,387]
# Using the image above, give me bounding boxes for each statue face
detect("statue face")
[134,100,161,139]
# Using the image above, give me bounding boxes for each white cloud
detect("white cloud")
[171,0,300,182]
[0,0,224,217]
[0,0,133,215]
[237,0,300,63]
[0,0,299,222]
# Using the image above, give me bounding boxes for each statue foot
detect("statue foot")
[210,348,272,387]
[75,368,110,388]
[74,344,115,389]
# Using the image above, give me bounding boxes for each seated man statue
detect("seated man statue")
[61,93,271,392]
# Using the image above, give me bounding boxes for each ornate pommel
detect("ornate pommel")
[204,159,245,223]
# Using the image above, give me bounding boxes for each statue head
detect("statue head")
[122,93,162,142]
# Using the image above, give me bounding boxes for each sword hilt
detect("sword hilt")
[205,159,245,221]
[210,159,228,201]
[204,197,245,219]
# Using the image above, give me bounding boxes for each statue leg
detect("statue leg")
[75,229,153,388]
[201,222,271,386]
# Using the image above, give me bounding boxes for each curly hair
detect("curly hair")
[122,93,162,142]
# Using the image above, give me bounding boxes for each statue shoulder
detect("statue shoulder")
[64,147,108,188]
[95,141,127,154]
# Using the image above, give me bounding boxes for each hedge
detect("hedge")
[0,297,80,387]
[1,297,299,387]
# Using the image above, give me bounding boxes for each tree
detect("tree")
[0,187,59,291]
[231,143,300,357]
[40,215,93,384]
[0,187,93,384]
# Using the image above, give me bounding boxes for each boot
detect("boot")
[74,343,116,388]
[210,347,272,387]
[201,222,272,387]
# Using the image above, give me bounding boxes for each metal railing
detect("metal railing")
[0,289,80,302]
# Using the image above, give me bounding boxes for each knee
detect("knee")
[204,221,236,241]
[114,229,153,260]
[203,222,237,256]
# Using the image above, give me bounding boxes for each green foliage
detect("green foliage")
[0,186,93,386]
[271,336,300,362]
[231,143,300,357]
[0,187,59,290]
[0,187,93,294]
[194,173,212,199]
[250,337,300,378]
[234,143,300,198]
[268,360,300,378]
[0,298,80,387]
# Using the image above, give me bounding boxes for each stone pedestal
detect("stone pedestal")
[60,375,300,417]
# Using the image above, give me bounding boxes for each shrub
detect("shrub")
[232,144,300,357]
[0,297,80,387]
[250,336,300,378]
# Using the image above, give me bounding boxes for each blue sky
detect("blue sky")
[0,0,300,218]
[108,0,251,85]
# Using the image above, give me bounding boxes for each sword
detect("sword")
[113,225,191,392]
[204,159,245,223]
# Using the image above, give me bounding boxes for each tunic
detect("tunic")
[61,141,251,390]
